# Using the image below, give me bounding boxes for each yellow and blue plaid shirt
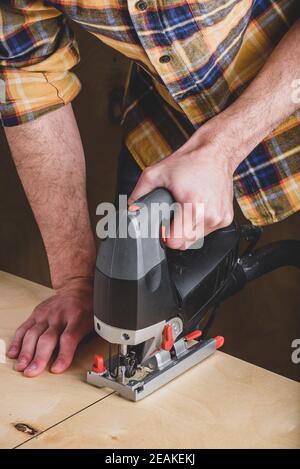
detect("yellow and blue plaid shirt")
[0,0,299,225]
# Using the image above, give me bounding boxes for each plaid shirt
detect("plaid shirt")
[0,0,299,225]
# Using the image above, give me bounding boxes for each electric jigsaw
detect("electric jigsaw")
[87,188,300,401]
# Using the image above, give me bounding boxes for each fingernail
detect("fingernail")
[128,204,140,212]
[7,346,18,356]
[51,359,65,372]
[16,358,28,367]
[25,362,38,372]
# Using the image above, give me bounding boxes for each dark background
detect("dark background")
[0,28,299,381]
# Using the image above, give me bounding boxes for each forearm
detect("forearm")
[5,104,96,289]
[205,18,300,167]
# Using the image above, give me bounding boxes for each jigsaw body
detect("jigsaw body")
[87,189,300,400]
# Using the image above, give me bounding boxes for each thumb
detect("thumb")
[165,204,185,250]
[128,168,160,205]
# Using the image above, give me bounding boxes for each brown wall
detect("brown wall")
[0,28,299,381]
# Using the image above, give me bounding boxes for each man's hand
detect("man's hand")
[7,278,94,377]
[129,130,235,250]
[130,18,300,248]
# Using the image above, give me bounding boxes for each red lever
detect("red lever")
[162,324,174,351]
[92,354,106,373]
[185,329,202,341]
[161,224,167,243]
[215,336,225,349]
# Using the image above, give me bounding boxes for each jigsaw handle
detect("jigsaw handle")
[95,187,179,335]
[132,188,176,242]
[135,187,175,207]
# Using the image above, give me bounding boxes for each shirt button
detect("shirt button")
[136,0,148,10]
[159,54,171,64]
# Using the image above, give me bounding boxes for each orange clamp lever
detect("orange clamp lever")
[162,324,174,351]
[215,336,225,349]
[92,354,106,373]
[185,329,202,341]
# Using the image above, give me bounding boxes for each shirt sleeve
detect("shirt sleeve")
[0,1,81,126]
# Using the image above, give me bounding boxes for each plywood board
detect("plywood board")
[21,352,300,449]
[0,271,111,449]
[1,271,299,449]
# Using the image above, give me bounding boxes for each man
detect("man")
[1,1,299,377]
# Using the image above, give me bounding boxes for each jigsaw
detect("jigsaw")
[87,188,300,401]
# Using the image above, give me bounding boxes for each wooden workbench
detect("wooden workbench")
[0,271,299,449]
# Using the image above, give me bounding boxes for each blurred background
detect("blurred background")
[0,27,299,381]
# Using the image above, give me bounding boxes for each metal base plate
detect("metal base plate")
[87,338,216,401]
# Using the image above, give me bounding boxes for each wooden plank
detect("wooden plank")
[1,271,299,449]
[0,271,111,449]
[21,352,300,449]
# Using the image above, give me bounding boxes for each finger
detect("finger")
[179,214,206,250]
[165,201,205,250]
[50,328,81,374]
[23,327,59,377]
[204,213,233,238]
[165,219,185,249]
[165,204,191,250]
[166,229,199,250]
[173,230,203,250]
[7,318,35,359]
[15,322,48,371]
[128,168,160,205]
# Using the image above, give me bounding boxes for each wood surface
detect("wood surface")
[21,352,300,449]
[0,271,111,449]
[0,271,299,449]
